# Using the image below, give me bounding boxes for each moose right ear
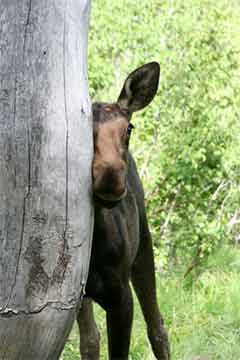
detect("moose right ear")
[117,62,160,114]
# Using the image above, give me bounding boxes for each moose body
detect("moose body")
[77,63,170,360]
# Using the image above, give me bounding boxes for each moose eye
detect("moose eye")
[127,123,134,136]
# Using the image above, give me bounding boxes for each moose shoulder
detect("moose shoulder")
[77,62,170,360]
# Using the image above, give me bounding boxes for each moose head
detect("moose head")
[92,62,160,206]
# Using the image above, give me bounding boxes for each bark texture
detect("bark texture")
[0,0,93,358]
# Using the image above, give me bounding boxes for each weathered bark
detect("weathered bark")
[0,0,93,359]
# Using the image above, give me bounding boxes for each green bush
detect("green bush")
[88,0,240,267]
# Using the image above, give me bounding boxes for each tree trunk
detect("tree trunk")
[0,1,93,359]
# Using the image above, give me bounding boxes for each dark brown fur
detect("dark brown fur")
[77,63,170,360]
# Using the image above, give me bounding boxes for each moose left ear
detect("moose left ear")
[117,62,160,114]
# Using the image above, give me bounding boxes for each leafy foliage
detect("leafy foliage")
[88,0,240,267]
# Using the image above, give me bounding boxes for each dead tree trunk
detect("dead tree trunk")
[0,0,93,359]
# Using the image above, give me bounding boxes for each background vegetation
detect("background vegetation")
[62,0,240,358]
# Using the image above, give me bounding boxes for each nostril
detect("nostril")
[93,165,126,199]
[102,186,113,195]
[92,162,100,179]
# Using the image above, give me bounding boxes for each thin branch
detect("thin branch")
[160,184,181,237]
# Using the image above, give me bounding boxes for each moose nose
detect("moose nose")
[93,162,127,201]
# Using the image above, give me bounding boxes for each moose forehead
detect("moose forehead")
[92,102,130,143]
[92,102,129,124]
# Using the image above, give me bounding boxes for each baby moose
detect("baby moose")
[77,62,170,360]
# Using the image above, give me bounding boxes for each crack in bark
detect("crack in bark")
[13,77,17,188]
[0,299,79,318]
[5,135,32,309]
[63,0,69,252]
[3,1,33,311]
[23,0,32,57]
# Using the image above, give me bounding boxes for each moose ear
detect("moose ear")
[117,62,160,114]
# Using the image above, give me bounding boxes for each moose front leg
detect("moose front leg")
[77,298,100,360]
[106,284,133,360]
[132,228,170,360]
